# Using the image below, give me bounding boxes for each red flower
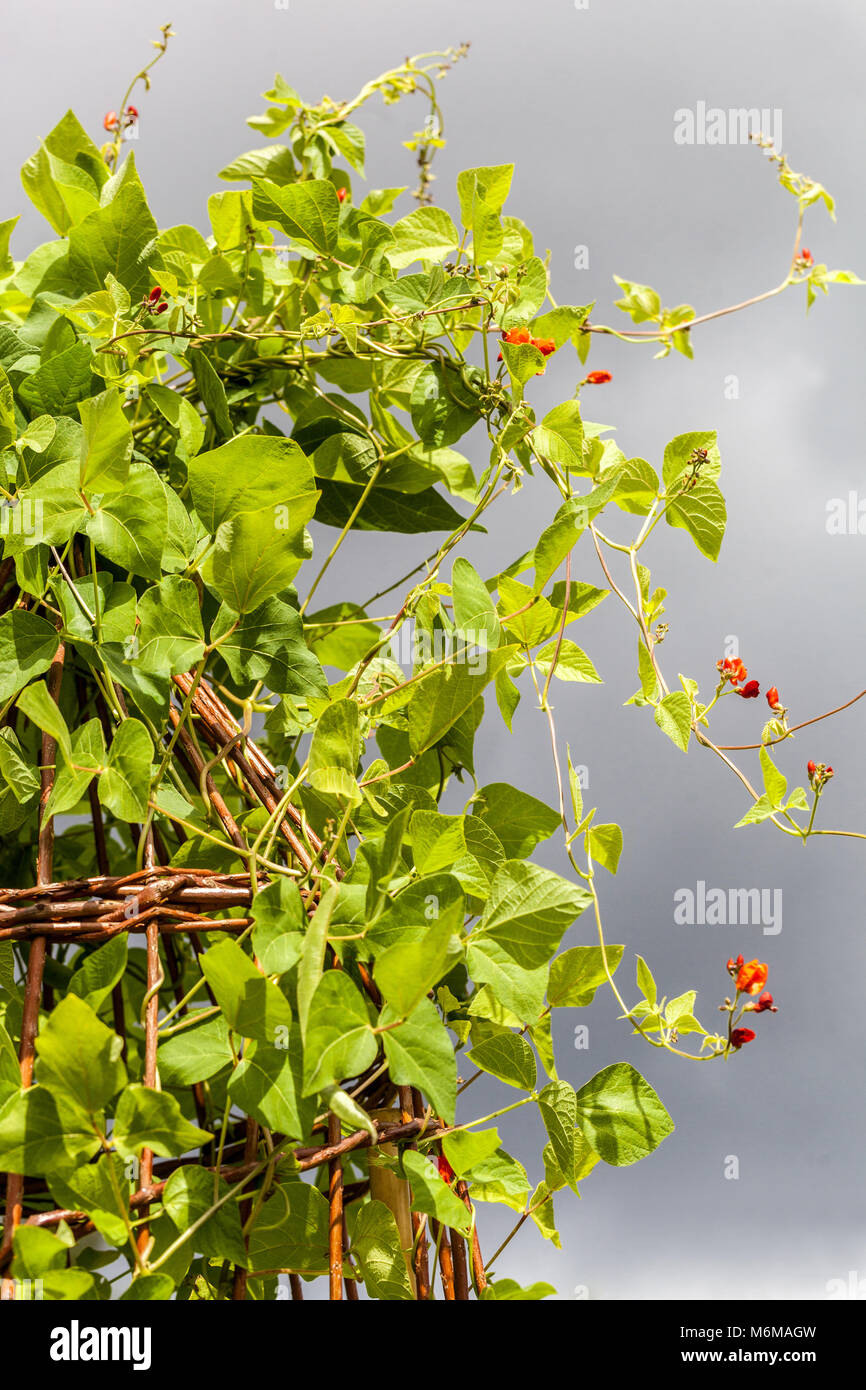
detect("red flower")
[585,370,612,385]
[798,248,814,266]
[497,326,531,361]
[737,679,760,698]
[730,1027,756,1050]
[336,186,348,203]
[747,991,778,1014]
[726,954,744,973]
[126,105,139,120]
[103,111,119,132]
[437,1153,455,1184]
[143,284,168,315]
[717,656,747,686]
[736,959,768,996]
[766,685,783,711]
[808,760,834,789]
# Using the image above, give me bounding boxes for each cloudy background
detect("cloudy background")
[4,0,864,1299]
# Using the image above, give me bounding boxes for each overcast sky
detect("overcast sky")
[3,0,865,1300]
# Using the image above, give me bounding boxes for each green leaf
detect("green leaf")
[199,939,293,1044]
[113,1084,212,1160]
[82,460,168,579]
[212,597,327,699]
[229,1031,314,1140]
[120,1274,176,1302]
[67,936,127,1011]
[351,1199,414,1300]
[410,362,480,448]
[760,745,787,807]
[535,639,602,684]
[471,782,559,860]
[78,388,132,493]
[16,678,71,760]
[654,691,692,752]
[465,1032,537,1092]
[302,971,376,1094]
[11,1225,71,1279]
[205,501,316,613]
[162,1165,248,1267]
[401,1149,472,1235]
[474,861,592,970]
[379,998,457,1123]
[456,164,514,226]
[387,207,460,270]
[46,719,105,817]
[247,1182,329,1275]
[373,912,458,1018]
[68,154,159,300]
[588,822,623,874]
[451,557,500,650]
[548,944,625,1008]
[147,383,205,458]
[573,1062,674,1166]
[480,1278,557,1301]
[0,612,61,702]
[157,1014,232,1087]
[251,877,306,974]
[35,995,126,1113]
[635,955,657,1007]
[136,576,205,676]
[665,477,727,561]
[252,178,340,256]
[157,1015,232,1086]
[734,793,775,828]
[98,719,153,821]
[188,349,232,437]
[537,1080,579,1184]
[188,434,315,533]
[407,646,514,755]
[308,697,360,802]
[441,1127,502,1175]
[0,1086,99,1177]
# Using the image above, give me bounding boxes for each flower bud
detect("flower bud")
[737,679,760,698]
[585,370,612,385]
[730,1027,756,1049]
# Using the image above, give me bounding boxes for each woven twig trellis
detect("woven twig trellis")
[0,658,484,1300]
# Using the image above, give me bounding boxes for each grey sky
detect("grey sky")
[3,0,864,1299]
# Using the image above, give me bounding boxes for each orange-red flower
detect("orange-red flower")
[766,685,783,711]
[497,327,557,372]
[798,248,814,267]
[437,1153,455,1184]
[103,111,119,132]
[336,186,348,203]
[585,370,612,385]
[737,679,760,698]
[730,1027,756,1049]
[717,656,747,686]
[736,959,768,996]
[746,991,778,1014]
